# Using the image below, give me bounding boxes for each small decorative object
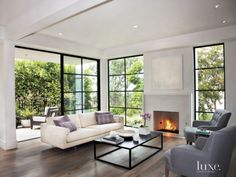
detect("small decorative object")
[117,130,135,138]
[109,131,117,137]
[133,133,139,143]
[139,112,151,135]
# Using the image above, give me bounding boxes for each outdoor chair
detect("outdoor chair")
[31,106,59,129]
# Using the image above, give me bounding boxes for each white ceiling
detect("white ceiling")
[0,0,41,26]
[39,0,236,50]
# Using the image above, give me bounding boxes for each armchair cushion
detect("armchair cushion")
[192,120,210,127]
[192,109,231,130]
[195,137,208,150]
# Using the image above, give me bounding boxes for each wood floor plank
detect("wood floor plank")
[1,135,234,177]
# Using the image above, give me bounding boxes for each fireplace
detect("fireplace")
[154,111,179,134]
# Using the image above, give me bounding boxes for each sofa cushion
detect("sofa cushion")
[88,123,123,133]
[47,114,81,128]
[79,112,96,127]
[67,128,102,143]
[95,112,113,124]
[53,115,77,132]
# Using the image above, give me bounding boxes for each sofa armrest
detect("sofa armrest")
[113,115,124,124]
[40,123,70,149]
[192,120,211,127]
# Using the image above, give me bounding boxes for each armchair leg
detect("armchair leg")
[165,165,169,177]
[30,118,33,129]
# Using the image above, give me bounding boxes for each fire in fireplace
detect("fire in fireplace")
[154,111,179,134]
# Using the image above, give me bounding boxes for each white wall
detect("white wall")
[0,40,17,150]
[225,40,236,126]
[143,47,194,135]
[144,47,193,95]
[142,40,236,133]
[100,58,108,111]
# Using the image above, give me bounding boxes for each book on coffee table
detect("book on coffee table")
[196,129,212,136]
[102,135,124,144]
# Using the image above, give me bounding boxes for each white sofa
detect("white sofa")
[40,112,124,149]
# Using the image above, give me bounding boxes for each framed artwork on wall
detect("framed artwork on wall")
[151,55,183,90]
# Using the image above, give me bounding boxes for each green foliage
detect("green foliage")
[84,69,93,109]
[109,57,144,126]
[15,59,61,118]
[196,45,224,120]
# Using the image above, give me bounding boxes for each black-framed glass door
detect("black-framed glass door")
[62,55,100,114]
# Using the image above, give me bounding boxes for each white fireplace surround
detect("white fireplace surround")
[144,93,193,136]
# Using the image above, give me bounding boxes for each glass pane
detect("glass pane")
[65,110,82,114]
[126,92,143,108]
[196,91,224,112]
[109,76,125,91]
[83,76,97,91]
[126,56,144,74]
[196,69,224,90]
[126,74,144,91]
[64,74,82,92]
[109,59,124,75]
[64,93,82,111]
[83,109,98,113]
[64,56,81,74]
[83,92,98,109]
[195,45,224,68]
[83,59,97,75]
[110,108,125,118]
[126,109,142,127]
[196,113,213,121]
[110,92,125,107]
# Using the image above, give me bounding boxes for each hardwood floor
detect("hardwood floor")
[0,135,185,177]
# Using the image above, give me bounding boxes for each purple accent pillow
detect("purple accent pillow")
[53,115,77,132]
[96,112,113,124]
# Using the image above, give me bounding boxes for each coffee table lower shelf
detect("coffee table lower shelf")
[94,133,163,169]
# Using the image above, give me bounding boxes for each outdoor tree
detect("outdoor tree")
[196,45,224,120]
[15,60,61,118]
[109,57,144,126]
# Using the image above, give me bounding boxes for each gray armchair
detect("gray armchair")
[193,109,231,131]
[184,109,231,144]
[165,125,236,177]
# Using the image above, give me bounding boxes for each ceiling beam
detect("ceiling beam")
[6,0,111,41]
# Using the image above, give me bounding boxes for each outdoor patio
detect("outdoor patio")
[16,127,40,142]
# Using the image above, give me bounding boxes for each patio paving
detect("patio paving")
[16,127,40,142]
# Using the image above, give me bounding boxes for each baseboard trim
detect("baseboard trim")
[0,139,17,150]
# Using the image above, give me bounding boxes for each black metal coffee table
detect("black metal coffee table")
[94,131,163,169]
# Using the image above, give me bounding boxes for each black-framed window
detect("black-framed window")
[63,56,100,114]
[108,55,144,126]
[194,43,225,120]
[15,46,100,115]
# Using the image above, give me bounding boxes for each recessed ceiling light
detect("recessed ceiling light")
[222,20,227,24]
[58,32,63,36]
[133,25,139,29]
[215,4,220,9]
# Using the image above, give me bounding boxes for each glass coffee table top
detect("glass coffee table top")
[95,131,162,149]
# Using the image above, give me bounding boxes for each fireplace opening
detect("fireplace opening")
[154,111,179,134]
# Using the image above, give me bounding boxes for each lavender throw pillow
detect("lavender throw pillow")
[96,112,113,124]
[53,115,77,132]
